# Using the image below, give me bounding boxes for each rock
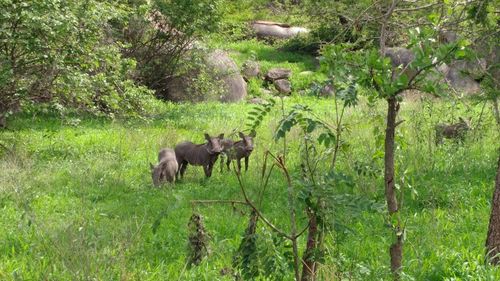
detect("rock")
[251,20,309,39]
[165,49,247,102]
[261,88,272,95]
[439,62,481,95]
[265,68,291,81]
[274,79,291,94]
[206,50,247,102]
[242,60,260,80]
[384,47,416,80]
[247,97,265,104]
[439,30,458,44]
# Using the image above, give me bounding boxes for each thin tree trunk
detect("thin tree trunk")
[486,152,500,264]
[385,96,403,279]
[301,208,318,281]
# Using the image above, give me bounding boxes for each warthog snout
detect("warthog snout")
[239,131,255,152]
[205,133,224,154]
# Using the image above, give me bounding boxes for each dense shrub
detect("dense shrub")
[0,0,155,125]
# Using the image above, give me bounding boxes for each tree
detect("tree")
[320,0,472,278]
[486,152,500,264]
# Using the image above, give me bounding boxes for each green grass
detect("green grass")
[209,39,327,96]
[1,95,499,280]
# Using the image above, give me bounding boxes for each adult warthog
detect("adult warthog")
[175,133,224,178]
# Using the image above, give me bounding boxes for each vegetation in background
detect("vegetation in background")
[1,0,500,280]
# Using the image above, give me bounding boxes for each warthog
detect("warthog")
[150,148,178,186]
[435,117,471,144]
[175,133,224,178]
[220,131,256,173]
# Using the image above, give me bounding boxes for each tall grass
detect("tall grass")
[0,96,499,280]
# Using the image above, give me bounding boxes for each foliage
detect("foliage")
[0,0,155,124]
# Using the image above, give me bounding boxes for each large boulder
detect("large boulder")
[438,61,482,95]
[206,50,247,102]
[265,68,292,81]
[166,49,247,102]
[252,21,309,39]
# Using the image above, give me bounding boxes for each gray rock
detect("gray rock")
[252,20,309,39]
[274,79,291,94]
[165,50,247,102]
[242,60,260,80]
[439,62,481,95]
[384,47,416,80]
[260,88,272,95]
[206,50,247,102]
[439,30,458,44]
[266,68,291,81]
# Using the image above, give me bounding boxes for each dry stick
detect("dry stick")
[191,199,249,207]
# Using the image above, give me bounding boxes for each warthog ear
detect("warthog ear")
[218,133,224,139]
[149,163,155,170]
[204,133,211,141]
[249,130,256,137]
[238,132,245,138]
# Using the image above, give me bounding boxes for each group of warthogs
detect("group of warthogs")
[148,116,470,186]
[150,131,256,186]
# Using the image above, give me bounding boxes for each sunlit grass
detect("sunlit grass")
[1,95,499,280]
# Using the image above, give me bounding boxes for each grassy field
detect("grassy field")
[1,94,499,280]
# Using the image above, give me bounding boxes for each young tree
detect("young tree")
[321,0,471,278]
[486,152,500,264]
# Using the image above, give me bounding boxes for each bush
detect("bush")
[0,0,155,125]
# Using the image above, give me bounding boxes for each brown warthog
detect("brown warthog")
[175,133,224,178]
[435,117,471,144]
[150,148,178,186]
[220,131,256,173]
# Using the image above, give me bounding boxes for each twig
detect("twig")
[190,199,249,206]
[395,119,405,127]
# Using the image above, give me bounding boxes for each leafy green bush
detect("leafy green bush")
[0,0,155,125]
